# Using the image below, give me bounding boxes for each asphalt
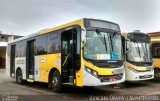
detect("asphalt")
[0,69,160,101]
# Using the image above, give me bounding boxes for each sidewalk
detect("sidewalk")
[0,69,15,82]
[0,69,5,72]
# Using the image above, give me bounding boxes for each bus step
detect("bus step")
[69,76,74,83]
[62,83,74,85]
[27,79,34,82]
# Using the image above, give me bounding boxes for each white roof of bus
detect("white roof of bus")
[8,18,84,44]
[8,32,39,44]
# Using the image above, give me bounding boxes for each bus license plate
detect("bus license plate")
[109,76,116,81]
[144,75,150,78]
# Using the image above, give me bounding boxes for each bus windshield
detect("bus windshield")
[83,30,123,61]
[127,41,151,62]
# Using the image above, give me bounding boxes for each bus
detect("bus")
[122,31,154,82]
[6,18,125,92]
[148,32,160,80]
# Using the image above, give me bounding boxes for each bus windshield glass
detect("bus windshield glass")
[127,41,151,62]
[83,30,123,61]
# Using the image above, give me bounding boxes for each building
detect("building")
[0,33,23,69]
[148,32,160,42]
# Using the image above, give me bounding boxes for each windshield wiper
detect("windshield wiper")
[108,31,119,53]
[109,33,113,52]
[143,43,150,61]
[135,41,142,60]
[141,43,146,59]
[95,29,108,52]
[103,35,108,53]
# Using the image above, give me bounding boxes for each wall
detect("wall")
[0,47,6,69]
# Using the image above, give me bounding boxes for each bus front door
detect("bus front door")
[26,40,35,80]
[61,28,80,84]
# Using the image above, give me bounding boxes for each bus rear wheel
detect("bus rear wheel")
[51,70,62,92]
[16,69,24,84]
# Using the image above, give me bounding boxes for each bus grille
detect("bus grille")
[139,75,152,79]
[99,73,123,82]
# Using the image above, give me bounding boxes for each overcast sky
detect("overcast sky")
[0,0,160,36]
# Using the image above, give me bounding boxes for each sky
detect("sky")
[0,0,160,36]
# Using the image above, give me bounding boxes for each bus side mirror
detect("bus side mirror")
[125,39,129,41]
[81,28,86,46]
[125,49,129,54]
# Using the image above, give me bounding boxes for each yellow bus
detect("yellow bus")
[122,31,154,82]
[6,18,125,92]
[148,32,160,80]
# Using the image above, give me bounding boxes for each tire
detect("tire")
[154,68,160,81]
[16,69,25,84]
[51,70,62,92]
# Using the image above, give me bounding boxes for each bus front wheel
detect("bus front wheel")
[51,70,62,92]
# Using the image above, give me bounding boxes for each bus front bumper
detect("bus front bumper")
[125,68,154,81]
[83,67,125,86]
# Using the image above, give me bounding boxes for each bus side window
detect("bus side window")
[16,41,25,57]
[47,31,60,54]
[36,35,47,55]
[152,43,160,58]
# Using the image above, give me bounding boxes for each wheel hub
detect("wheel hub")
[52,76,58,86]
[18,75,22,82]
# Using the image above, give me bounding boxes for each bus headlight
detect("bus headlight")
[146,66,153,71]
[85,67,98,77]
[128,67,138,73]
[112,68,124,75]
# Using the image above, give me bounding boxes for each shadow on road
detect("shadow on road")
[10,79,156,98]
[21,81,117,96]
[124,80,152,88]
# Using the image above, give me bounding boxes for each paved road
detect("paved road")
[0,69,160,101]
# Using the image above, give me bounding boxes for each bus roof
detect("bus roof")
[148,32,160,36]
[40,19,83,35]
[8,18,119,44]
[121,32,127,37]
[8,18,84,44]
[122,31,148,37]
[148,32,160,42]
